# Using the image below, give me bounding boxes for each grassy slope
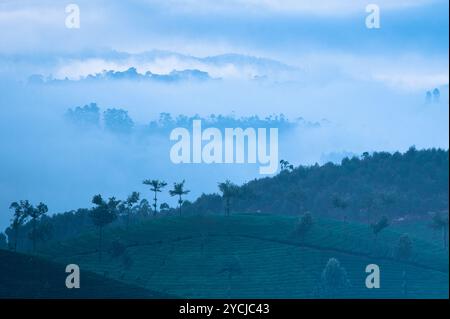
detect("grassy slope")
[0,249,172,298]
[38,214,448,298]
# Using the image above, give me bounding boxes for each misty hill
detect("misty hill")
[25,49,301,83]
[64,103,309,135]
[183,147,449,220]
[4,147,448,252]
[37,214,448,298]
[0,249,172,298]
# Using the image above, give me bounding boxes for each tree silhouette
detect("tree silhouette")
[143,179,167,216]
[319,257,350,298]
[160,203,170,213]
[169,180,190,216]
[120,191,139,229]
[280,159,294,172]
[90,194,119,262]
[136,199,152,218]
[28,202,48,253]
[370,216,389,245]
[395,233,413,296]
[218,180,239,216]
[8,201,30,252]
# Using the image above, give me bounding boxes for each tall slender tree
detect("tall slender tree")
[218,180,239,216]
[169,180,190,216]
[143,179,167,216]
[90,195,119,262]
[8,201,30,252]
[395,234,413,296]
[28,202,48,253]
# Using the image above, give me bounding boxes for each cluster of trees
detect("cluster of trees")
[3,148,448,255]
[65,103,303,135]
[65,103,134,133]
[6,200,51,252]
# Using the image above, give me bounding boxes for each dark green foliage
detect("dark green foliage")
[160,203,170,213]
[280,159,294,172]
[319,257,350,298]
[218,180,239,216]
[371,216,389,238]
[169,180,190,216]
[189,148,448,220]
[90,195,119,262]
[119,191,140,229]
[28,202,49,253]
[136,199,152,218]
[8,201,30,251]
[8,201,49,253]
[143,179,167,216]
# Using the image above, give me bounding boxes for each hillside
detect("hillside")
[184,148,449,220]
[38,214,449,298]
[5,148,448,252]
[0,249,172,298]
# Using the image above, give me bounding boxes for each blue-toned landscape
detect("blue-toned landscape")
[0,0,448,299]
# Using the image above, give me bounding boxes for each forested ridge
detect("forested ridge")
[3,147,448,250]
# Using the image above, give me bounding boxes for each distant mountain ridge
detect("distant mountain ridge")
[26,49,301,83]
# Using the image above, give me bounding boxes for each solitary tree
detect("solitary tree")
[28,202,48,253]
[319,257,350,298]
[169,180,190,216]
[90,195,119,262]
[8,201,30,251]
[395,234,413,296]
[218,180,239,216]
[143,179,167,216]
[370,216,389,244]
[430,211,449,249]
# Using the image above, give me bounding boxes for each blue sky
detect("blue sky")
[0,0,448,89]
[0,0,448,55]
